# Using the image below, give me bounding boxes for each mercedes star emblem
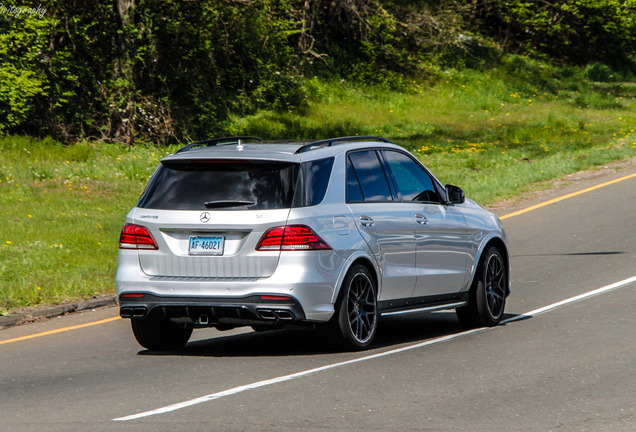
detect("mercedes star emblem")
[200,212,211,223]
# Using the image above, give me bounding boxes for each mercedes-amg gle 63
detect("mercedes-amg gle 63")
[116,136,510,351]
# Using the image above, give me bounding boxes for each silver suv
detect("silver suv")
[116,136,510,350]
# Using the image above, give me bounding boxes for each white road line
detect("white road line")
[113,327,487,421]
[113,275,636,422]
[501,275,636,324]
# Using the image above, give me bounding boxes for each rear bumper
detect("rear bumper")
[116,249,346,323]
[119,293,306,327]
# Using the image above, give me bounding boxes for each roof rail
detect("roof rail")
[176,136,263,153]
[295,136,394,154]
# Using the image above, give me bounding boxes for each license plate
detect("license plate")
[189,236,224,255]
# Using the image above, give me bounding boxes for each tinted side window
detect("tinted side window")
[347,150,393,202]
[382,150,439,203]
[292,157,334,207]
[138,161,298,210]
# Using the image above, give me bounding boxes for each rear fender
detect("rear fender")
[331,250,381,304]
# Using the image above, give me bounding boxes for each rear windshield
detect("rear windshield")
[137,158,333,210]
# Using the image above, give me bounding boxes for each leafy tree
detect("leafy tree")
[0,3,52,133]
[474,0,636,67]
[0,0,634,143]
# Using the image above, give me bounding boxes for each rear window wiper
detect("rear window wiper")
[204,200,255,208]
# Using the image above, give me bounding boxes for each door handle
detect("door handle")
[415,214,428,225]
[360,216,374,227]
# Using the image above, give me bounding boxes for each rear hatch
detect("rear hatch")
[133,158,298,278]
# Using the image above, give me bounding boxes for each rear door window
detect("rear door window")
[346,150,394,202]
[138,160,298,210]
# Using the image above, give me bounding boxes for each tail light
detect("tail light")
[256,225,332,251]
[119,224,158,250]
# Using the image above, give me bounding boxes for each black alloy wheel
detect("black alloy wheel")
[327,264,378,350]
[484,249,506,320]
[456,246,507,327]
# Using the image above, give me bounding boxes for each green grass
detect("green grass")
[226,61,636,203]
[0,138,178,314]
[1,58,635,314]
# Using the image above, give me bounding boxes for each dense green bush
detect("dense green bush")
[0,0,634,144]
[0,6,52,134]
[584,63,617,82]
[475,0,636,67]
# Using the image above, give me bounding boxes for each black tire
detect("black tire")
[325,264,378,350]
[456,246,507,327]
[131,317,192,350]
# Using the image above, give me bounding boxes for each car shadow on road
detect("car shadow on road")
[137,311,523,358]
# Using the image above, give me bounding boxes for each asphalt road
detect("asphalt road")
[2,165,636,432]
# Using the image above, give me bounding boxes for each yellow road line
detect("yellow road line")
[0,316,121,345]
[500,172,636,220]
[3,171,636,346]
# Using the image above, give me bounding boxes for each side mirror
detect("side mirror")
[445,184,465,204]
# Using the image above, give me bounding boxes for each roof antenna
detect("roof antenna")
[236,139,244,151]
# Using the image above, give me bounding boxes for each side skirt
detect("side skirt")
[378,293,468,317]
